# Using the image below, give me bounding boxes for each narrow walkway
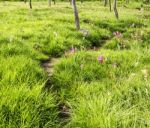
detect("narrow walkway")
[41,57,70,121]
[42,58,60,76]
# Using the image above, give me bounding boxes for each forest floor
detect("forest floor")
[1,1,150,128]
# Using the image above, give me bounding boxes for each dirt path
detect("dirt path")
[42,58,60,76]
[41,57,70,120]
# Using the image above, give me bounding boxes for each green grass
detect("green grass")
[53,50,150,127]
[1,1,150,127]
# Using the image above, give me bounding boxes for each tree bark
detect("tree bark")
[113,0,118,19]
[29,0,32,9]
[72,0,80,30]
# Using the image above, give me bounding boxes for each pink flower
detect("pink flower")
[70,46,76,53]
[113,31,122,38]
[65,46,77,57]
[98,55,104,63]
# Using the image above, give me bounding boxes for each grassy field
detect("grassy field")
[1,1,150,127]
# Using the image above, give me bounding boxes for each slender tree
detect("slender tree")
[69,0,72,5]
[72,0,80,30]
[49,0,51,6]
[109,0,111,11]
[113,0,118,19]
[126,0,129,4]
[29,0,32,9]
[104,0,108,6]
[53,0,56,5]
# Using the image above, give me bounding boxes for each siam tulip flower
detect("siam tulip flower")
[98,55,105,63]
[65,46,77,57]
[113,31,122,38]
[70,46,76,54]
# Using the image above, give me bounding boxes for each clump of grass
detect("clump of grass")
[51,50,139,88]
[66,80,150,128]
[0,85,59,128]
[51,48,150,127]
[0,55,46,87]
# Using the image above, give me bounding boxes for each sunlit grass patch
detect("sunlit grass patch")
[1,1,150,127]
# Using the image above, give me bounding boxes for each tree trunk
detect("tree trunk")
[53,0,56,5]
[126,0,129,4]
[72,0,80,30]
[29,0,32,9]
[69,0,72,5]
[81,0,83,3]
[49,0,51,6]
[113,0,118,19]
[109,0,111,11]
[104,0,108,6]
